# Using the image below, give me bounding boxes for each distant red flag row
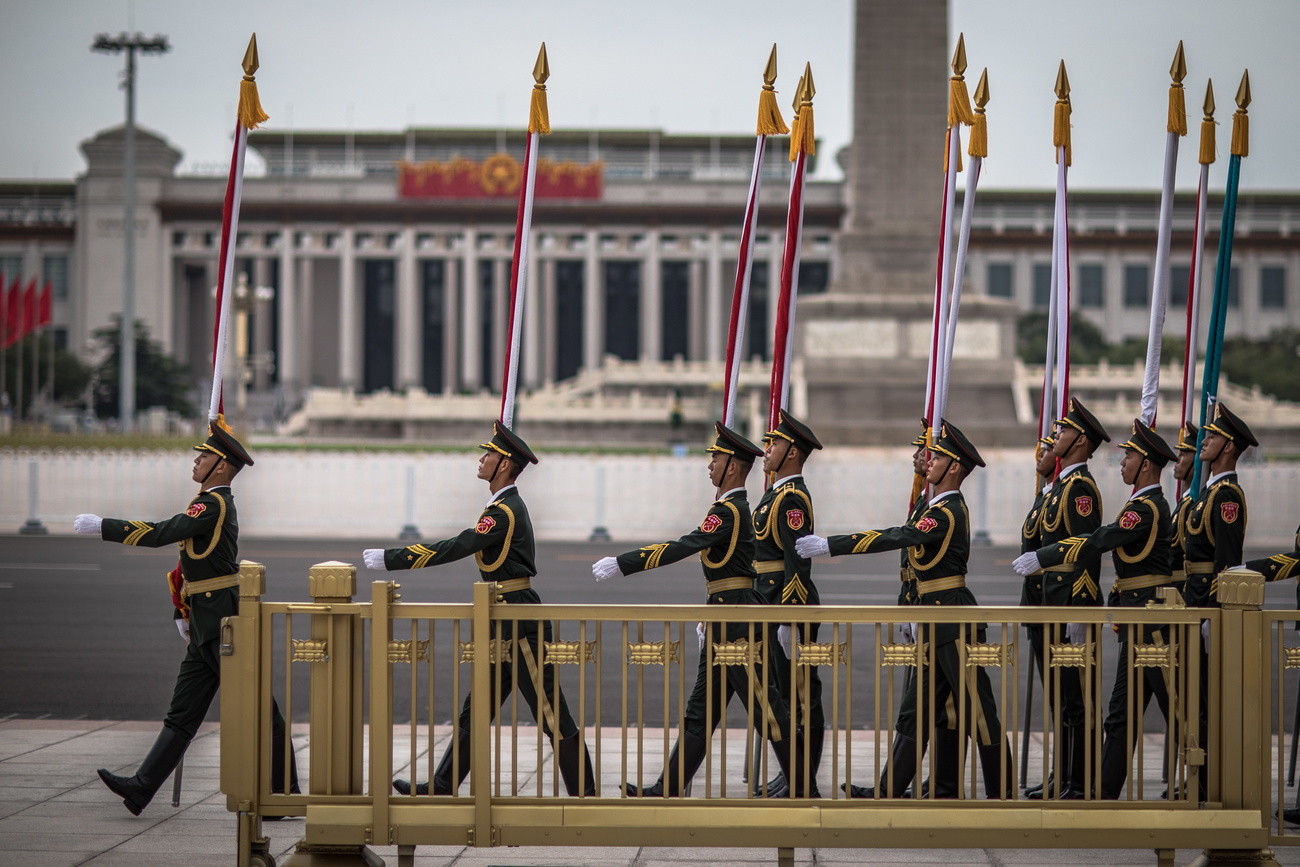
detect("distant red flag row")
[0,276,53,349]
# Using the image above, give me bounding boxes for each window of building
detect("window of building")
[1077,264,1104,308]
[1261,266,1286,309]
[479,260,496,388]
[798,261,829,294]
[420,260,445,393]
[661,261,690,362]
[555,261,584,381]
[1,255,24,287]
[747,261,769,360]
[986,262,1012,298]
[43,255,69,301]
[1032,263,1052,308]
[1123,264,1149,308]
[1170,265,1191,306]
[604,261,641,361]
[1228,266,1241,308]
[362,260,396,393]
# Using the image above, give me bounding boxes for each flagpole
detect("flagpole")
[1177,80,1215,500]
[1193,70,1250,493]
[499,43,551,430]
[768,62,814,432]
[208,35,269,431]
[1139,43,1188,429]
[1040,62,1072,452]
[722,45,787,429]
[0,272,7,416]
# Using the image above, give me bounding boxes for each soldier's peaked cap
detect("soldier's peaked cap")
[930,419,985,469]
[1118,419,1177,466]
[766,409,823,453]
[479,421,539,466]
[194,422,254,469]
[1056,397,1110,444]
[1204,402,1259,449]
[1176,421,1199,453]
[706,421,764,462]
[911,417,930,449]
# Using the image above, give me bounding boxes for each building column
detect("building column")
[522,231,542,389]
[642,230,662,362]
[338,227,358,391]
[253,257,274,392]
[492,256,509,390]
[443,255,460,395]
[299,255,315,387]
[460,229,480,391]
[705,229,723,362]
[583,229,601,372]
[541,257,557,385]
[278,227,298,397]
[396,226,419,391]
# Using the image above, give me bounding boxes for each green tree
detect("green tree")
[1016,311,1109,365]
[1219,328,1300,403]
[92,318,196,420]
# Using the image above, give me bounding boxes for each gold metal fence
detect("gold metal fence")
[219,561,1295,867]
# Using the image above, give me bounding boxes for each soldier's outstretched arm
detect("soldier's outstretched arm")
[1024,499,1159,574]
[93,491,230,549]
[365,503,511,571]
[602,500,740,578]
[1244,523,1300,582]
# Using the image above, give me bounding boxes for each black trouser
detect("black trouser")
[768,619,824,734]
[896,635,1003,747]
[1103,624,1172,741]
[684,619,792,743]
[1028,620,1086,728]
[453,616,579,742]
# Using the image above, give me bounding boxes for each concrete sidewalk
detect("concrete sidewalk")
[4,718,1300,867]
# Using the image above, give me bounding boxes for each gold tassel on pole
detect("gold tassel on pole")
[1230,70,1250,157]
[756,44,789,136]
[947,34,976,128]
[788,74,805,161]
[1053,60,1072,167]
[1167,41,1188,136]
[237,34,269,130]
[788,62,816,160]
[528,43,551,135]
[968,69,989,158]
[1199,79,1217,165]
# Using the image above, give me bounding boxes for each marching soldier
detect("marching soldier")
[367,422,596,798]
[75,424,298,815]
[752,409,823,798]
[1169,422,1199,594]
[798,420,1014,799]
[1020,434,1059,797]
[1182,403,1256,608]
[1030,397,1108,800]
[1015,420,1178,800]
[593,422,809,798]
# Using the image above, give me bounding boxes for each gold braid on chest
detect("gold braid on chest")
[1115,498,1160,564]
[182,492,227,561]
[908,502,959,571]
[755,487,812,548]
[474,503,516,572]
[700,500,742,569]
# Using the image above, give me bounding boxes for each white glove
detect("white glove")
[697,621,707,650]
[795,535,829,559]
[899,622,915,644]
[362,549,387,571]
[1012,552,1041,576]
[74,514,102,535]
[777,624,793,657]
[1201,620,1210,643]
[176,619,190,643]
[1066,623,1087,645]
[593,556,621,582]
[911,623,920,642]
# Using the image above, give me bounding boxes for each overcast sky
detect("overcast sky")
[2,0,1295,192]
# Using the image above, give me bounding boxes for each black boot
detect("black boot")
[1099,736,1127,800]
[977,740,1013,799]
[1060,725,1088,799]
[931,727,961,798]
[394,728,472,796]
[624,731,707,797]
[97,727,190,816]
[269,714,301,796]
[771,729,818,798]
[556,733,597,797]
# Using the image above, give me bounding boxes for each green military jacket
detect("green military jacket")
[898,494,927,606]
[1171,493,1194,576]
[1245,524,1300,586]
[1038,465,1103,606]
[618,489,760,605]
[1019,482,1051,608]
[1035,486,1173,609]
[752,476,817,606]
[384,485,540,604]
[827,490,980,645]
[1181,472,1247,608]
[102,487,239,645]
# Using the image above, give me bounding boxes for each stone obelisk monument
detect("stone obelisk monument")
[797,0,1019,445]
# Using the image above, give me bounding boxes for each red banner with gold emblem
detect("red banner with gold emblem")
[398,154,602,199]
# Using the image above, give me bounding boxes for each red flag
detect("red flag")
[20,278,37,337]
[38,281,52,327]
[4,276,20,348]
[0,273,7,345]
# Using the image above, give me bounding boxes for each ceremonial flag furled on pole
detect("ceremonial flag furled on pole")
[208,34,269,432]
[1038,62,1073,456]
[766,62,815,433]
[498,43,552,430]
[1192,71,1250,493]
[721,45,788,429]
[1176,79,1216,500]
[1138,43,1188,429]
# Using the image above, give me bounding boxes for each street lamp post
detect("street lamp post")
[92,31,169,433]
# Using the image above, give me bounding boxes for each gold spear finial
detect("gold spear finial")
[789,62,816,161]
[802,61,816,103]
[1199,78,1216,164]
[241,33,259,77]
[969,68,990,158]
[1053,60,1071,166]
[237,33,268,130]
[792,74,804,116]
[528,42,551,135]
[948,32,975,127]
[1231,69,1250,157]
[952,32,967,77]
[1167,41,1188,136]
[533,42,550,85]
[756,44,789,136]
